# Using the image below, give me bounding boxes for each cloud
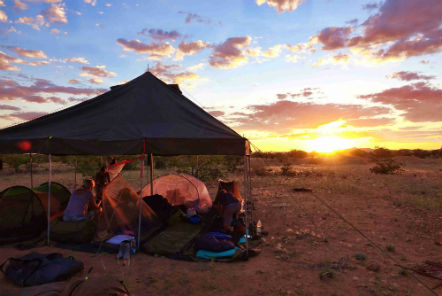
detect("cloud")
[229,100,390,132]
[7,47,47,59]
[209,111,225,117]
[149,61,203,86]
[175,40,210,61]
[209,36,251,69]
[0,104,21,111]
[80,65,116,78]
[178,11,213,25]
[84,0,97,6]
[65,57,89,64]
[314,53,351,66]
[359,82,442,122]
[0,51,21,71]
[14,0,28,10]
[0,50,49,70]
[6,111,48,121]
[0,10,8,22]
[16,15,45,30]
[88,78,103,84]
[276,87,320,100]
[138,28,181,42]
[41,3,67,23]
[255,0,306,13]
[50,28,60,34]
[314,0,442,61]
[187,63,205,72]
[0,77,105,104]
[363,2,379,10]
[317,27,353,50]
[116,38,175,57]
[388,71,435,81]
[68,79,79,84]
[0,1,5,7]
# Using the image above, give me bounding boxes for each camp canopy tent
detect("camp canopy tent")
[0,71,252,246]
[0,71,249,155]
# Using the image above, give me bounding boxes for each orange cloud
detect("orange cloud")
[175,40,210,61]
[16,15,45,30]
[8,47,47,59]
[0,10,7,22]
[360,82,442,122]
[256,0,306,13]
[388,71,435,81]
[41,3,67,23]
[149,61,202,86]
[209,36,251,69]
[313,0,442,62]
[116,38,175,57]
[65,57,89,64]
[14,0,28,10]
[229,100,391,132]
[80,65,116,78]
[0,77,105,103]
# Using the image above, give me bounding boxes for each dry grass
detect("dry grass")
[0,155,441,295]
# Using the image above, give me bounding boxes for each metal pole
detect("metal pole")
[74,156,77,189]
[247,155,253,224]
[30,153,33,188]
[150,153,154,196]
[47,154,52,245]
[243,155,249,251]
[196,155,199,179]
[137,156,144,249]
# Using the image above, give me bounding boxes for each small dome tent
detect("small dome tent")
[142,174,212,213]
[0,186,46,245]
[0,182,71,245]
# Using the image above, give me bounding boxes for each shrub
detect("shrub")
[281,163,295,176]
[369,158,402,175]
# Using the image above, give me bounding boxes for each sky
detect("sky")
[0,0,441,152]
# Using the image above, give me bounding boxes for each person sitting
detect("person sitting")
[94,166,110,201]
[213,181,243,234]
[63,178,101,222]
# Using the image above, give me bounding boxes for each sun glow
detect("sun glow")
[305,120,355,153]
[305,136,355,153]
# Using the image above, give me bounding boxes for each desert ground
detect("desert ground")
[0,154,441,296]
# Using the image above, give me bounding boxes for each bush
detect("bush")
[281,163,296,176]
[370,158,402,175]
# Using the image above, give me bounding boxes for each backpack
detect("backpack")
[0,252,83,287]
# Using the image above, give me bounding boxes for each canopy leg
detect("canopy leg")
[74,156,77,190]
[47,154,52,245]
[150,153,154,196]
[29,153,33,188]
[247,155,253,224]
[243,156,249,252]
[137,155,144,249]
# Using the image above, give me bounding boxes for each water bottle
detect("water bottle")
[256,220,262,236]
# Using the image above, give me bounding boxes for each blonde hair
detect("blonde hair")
[82,178,95,190]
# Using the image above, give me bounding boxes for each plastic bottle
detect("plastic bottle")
[256,220,262,235]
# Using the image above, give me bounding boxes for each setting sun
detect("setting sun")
[305,136,354,153]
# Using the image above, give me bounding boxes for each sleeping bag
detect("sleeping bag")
[1,252,83,286]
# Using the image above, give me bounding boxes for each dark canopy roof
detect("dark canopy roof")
[0,72,249,156]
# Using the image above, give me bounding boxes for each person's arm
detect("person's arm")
[89,192,101,209]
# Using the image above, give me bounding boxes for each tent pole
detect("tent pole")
[74,156,77,189]
[30,153,33,188]
[47,154,52,245]
[196,155,199,179]
[137,155,144,249]
[150,153,154,196]
[243,155,249,252]
[247,155,253,224]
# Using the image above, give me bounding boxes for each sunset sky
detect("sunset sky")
[0,0,441,152]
